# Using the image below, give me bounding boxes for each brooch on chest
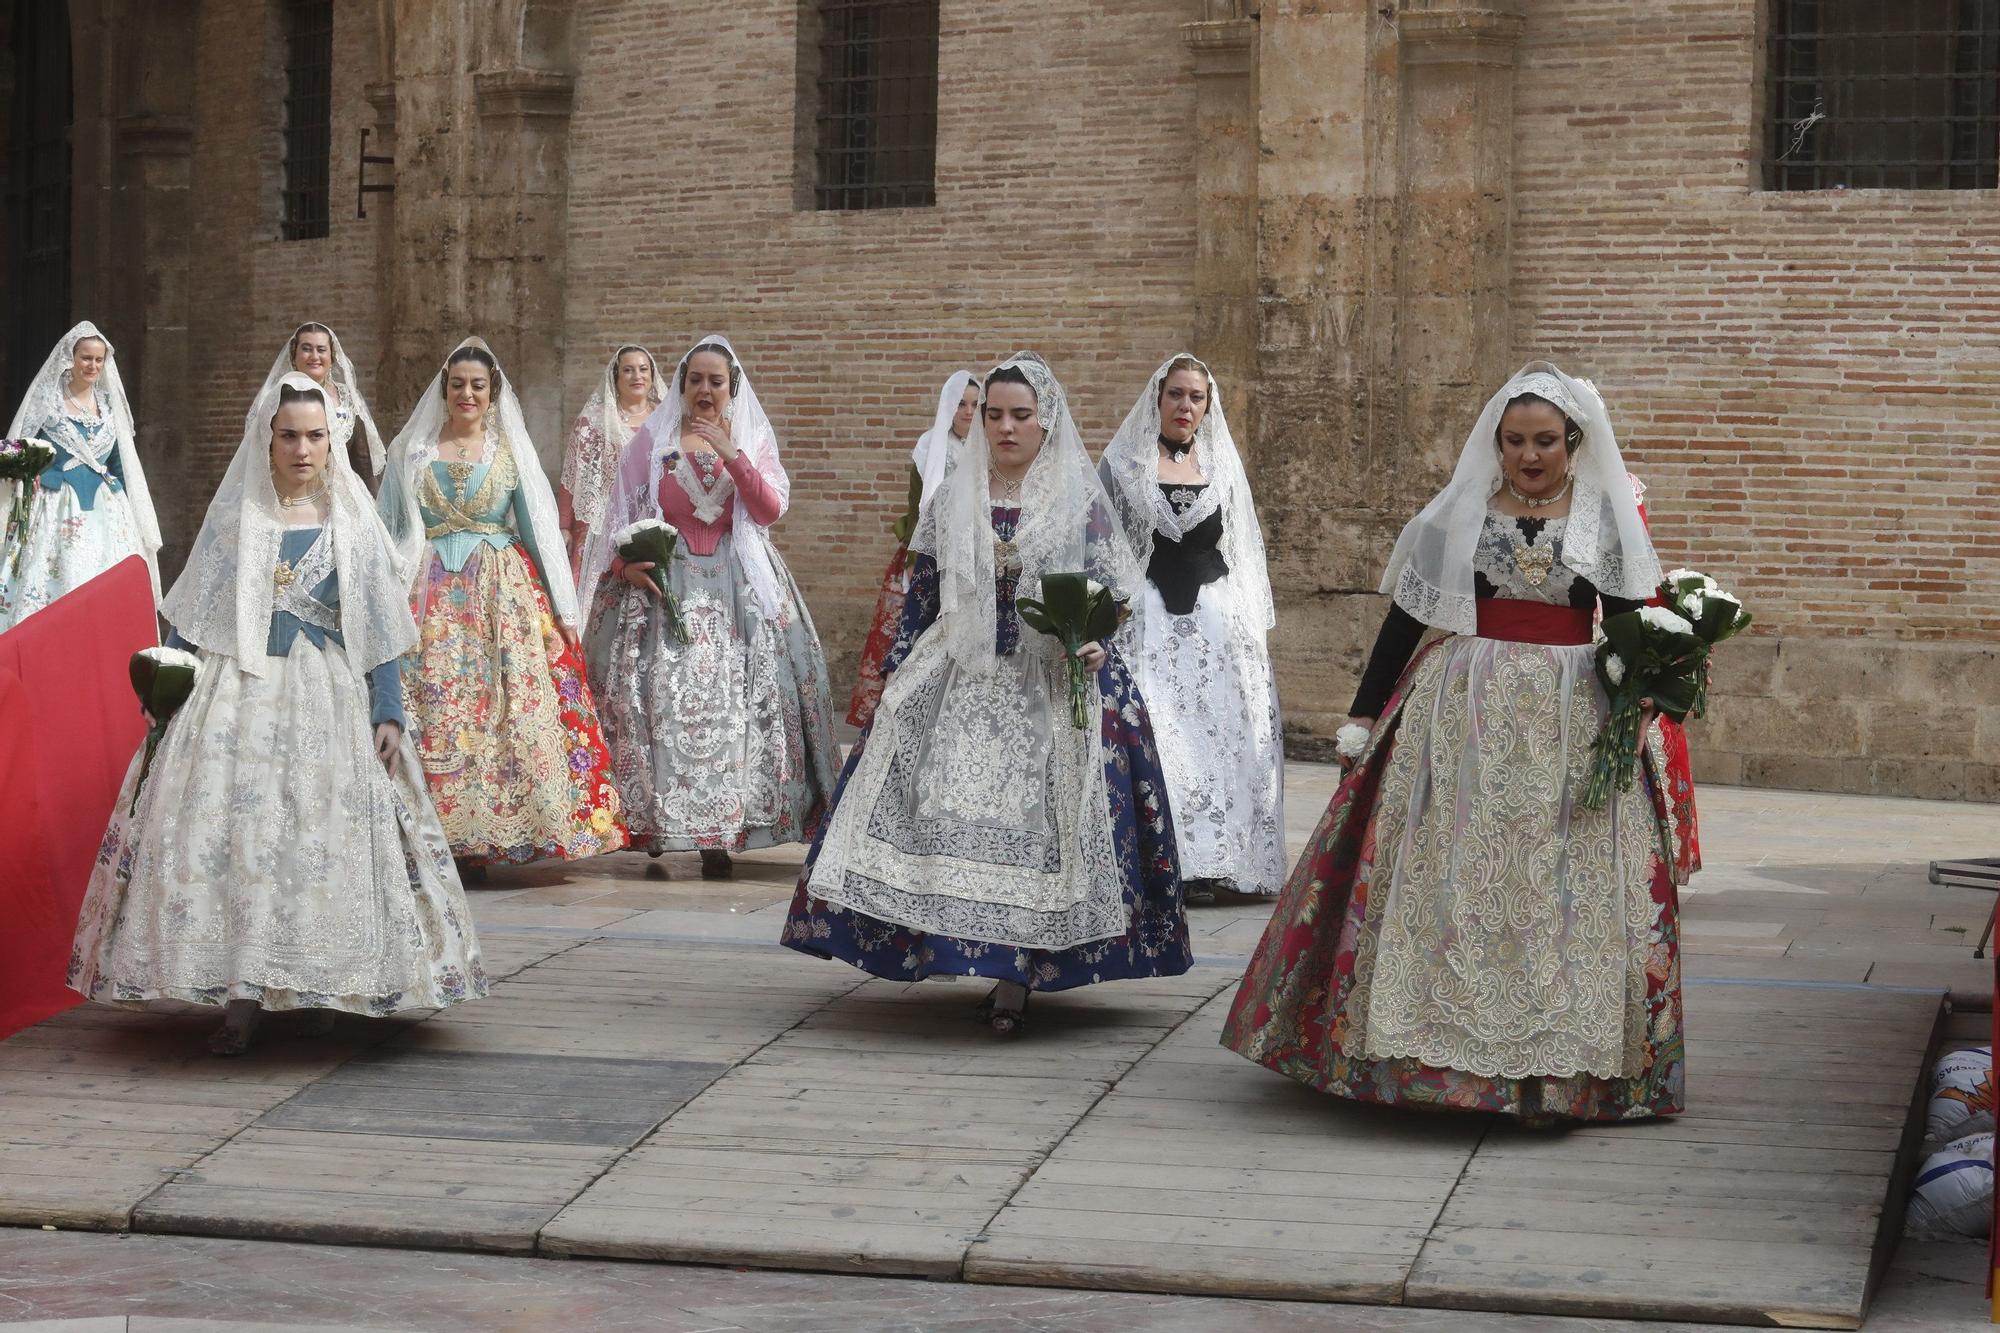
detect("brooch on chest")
[273,558,297,592]
[1514,542,1555,587]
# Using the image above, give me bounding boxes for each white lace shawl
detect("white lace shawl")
[1099,353,1275,639]
[582,334,792,617]
[911,351,1143,670]
[162,373,416,677]
[245,324,386,476]
[910,370,977,511]
[1380,360,1661,634]
[6,320,162,596]
[378,337,582,628]
[560,345,663,536]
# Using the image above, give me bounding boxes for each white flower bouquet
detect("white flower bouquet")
[128,646,202,814]
[0,438,54,483]
[613,518,688,640]
[1581,569,1752,810]
[1016,573,1128,730]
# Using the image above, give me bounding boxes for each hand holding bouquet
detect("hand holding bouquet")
[613,518,689,641]
[1581,568,1752,809]
[1016,573,1127,730]
[0,438,54,483]
[128,646,202,814]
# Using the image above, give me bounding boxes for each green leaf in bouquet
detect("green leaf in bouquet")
[1649,672,1702,722]
[1599,610,1649,661]
[1037,572,1091,630]
[1015,596,1058,636]
[129,652,158,702]
[1081,586,1123,644]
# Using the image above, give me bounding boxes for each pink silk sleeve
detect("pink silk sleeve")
[724,450,784,526]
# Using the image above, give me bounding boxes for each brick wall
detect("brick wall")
[1509,0,2000,798]
[561,0,1200,670]
[168,0,385,558]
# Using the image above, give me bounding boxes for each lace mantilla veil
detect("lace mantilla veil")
[1380,360,1660,633]
[562,344,664,541]
[1100,353,1275,640]
[910,370,977,512]
[6,320,163,595]
[162,372,416,677]
[910,351,1142,670]
[582,334,792,617]
[378,337,582,629]
[245,323,387,477]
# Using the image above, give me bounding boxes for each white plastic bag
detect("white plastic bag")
[1926,1046,1995,1144]
[1908,1131,1994,1239]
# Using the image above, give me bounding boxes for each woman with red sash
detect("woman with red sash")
[1222,362,1685,1122]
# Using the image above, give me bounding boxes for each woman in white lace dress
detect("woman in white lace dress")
[783,353,1191,1037]
[0,321,161,629]
[1100,354,1284,902]
[69,373,486,1056]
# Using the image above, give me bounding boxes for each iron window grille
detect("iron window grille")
[813,0,939,210]
[1766,0,2000,190]
[281,0,333,239]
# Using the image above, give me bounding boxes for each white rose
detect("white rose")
[1086,579,1107,600]
[1638,605,1694,636]
[1334,723,1371,760]
[1665,568,1717,591]
[141,646,203,673]
[1604,652,1626,686]
[612,517,677,545]
[1678,591,1706,622]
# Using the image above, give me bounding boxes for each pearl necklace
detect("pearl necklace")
[275,480,327,509]
[1504,474,1572,509]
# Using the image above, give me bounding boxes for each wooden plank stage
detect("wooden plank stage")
[964,978,1943,1330]
[127,939,858,1253]
[539,969,1232,1276]
[1402,981,1944,1328]
[0,932,1945,1327]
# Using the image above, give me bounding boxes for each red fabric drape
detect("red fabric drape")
[0,556,156,1038]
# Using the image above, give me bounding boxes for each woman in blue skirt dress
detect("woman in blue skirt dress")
[782,352,1190,1036]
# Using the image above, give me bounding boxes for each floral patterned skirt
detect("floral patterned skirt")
[846,543,909,730]
[68,638,488,1015]
[782,641,1192,992]
[1221,636,1684,1122]
[1659,716,1701,876]
[0,478,147,632]
[403,541,626,866]
[585,536,838,853]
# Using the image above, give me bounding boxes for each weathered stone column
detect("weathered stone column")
[472,65,574,470]
[1395,1,1527,487]
[1180,1,1258,444]
[101,0,196,564]
[1252,0,1398,741]
[384,1,574,469]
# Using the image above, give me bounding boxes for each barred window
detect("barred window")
[1766,0,2000,190]
[811,0,939,211]
[281,0,333,240]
